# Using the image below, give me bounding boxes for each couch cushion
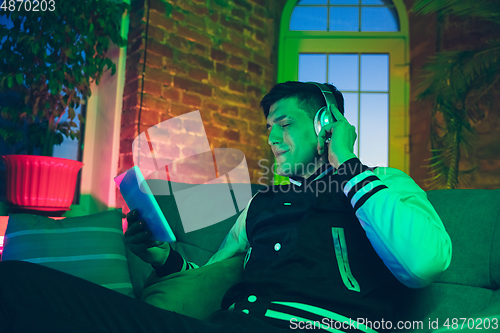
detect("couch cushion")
[141,255,244,320]
[391,189,500,332]
[426,189,500,289]
[125,244,154,298]
[393,282,494,331]
[2,210,134,297]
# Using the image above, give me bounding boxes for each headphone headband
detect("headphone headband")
[306,82,337,138]
[306,82,337,110]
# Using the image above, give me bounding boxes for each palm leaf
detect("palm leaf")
[412,0,500,24]
[417,42,500,189]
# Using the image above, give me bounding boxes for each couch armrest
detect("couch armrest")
[430,302,500,332]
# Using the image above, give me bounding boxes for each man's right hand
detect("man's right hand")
[124,209,171,268]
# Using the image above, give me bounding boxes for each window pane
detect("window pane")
[360,54,388,92]
[328,54,358,91]
[361,7,399,31]
[361,0,393,4]
[52,137,79,160]
[359,93,388,167]
[290,7,328,31]
[299,54,327,82]
[330,7,359,31]
[297,0,327,4]
[52,99,83,161]
[330,0,359,4]
[342,92,359,156]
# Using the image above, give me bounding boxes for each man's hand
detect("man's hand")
[317,104,357,169]
[124,209,171,268]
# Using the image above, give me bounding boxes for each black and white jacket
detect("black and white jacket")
[157,157,452,331]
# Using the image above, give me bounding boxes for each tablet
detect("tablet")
[114,166,176,243]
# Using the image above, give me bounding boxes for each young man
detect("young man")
[0,81,452,333]
[126,81,452,330]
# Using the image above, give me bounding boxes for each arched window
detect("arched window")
[290,0,400,32]
[276,0,409,183]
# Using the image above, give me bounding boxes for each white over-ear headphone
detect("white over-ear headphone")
[307,82,338,142]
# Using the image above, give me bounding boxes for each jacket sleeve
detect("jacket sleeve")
[152,248,199,277]
[336,157,452,288]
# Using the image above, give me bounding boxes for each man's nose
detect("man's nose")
[267,126,282,145]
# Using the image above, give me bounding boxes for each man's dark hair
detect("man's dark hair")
[260,81,345,119]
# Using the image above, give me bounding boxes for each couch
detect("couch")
[2,182,500,332]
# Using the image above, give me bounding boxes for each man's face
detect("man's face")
[267,97,327,178]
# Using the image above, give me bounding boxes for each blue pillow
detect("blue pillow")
[2,210,134,297]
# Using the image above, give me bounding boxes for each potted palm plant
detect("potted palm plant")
[412,0,500,189]
[0,0,130,213]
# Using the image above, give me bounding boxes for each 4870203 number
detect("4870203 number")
[443,317,499,330]
[1,0,55,12]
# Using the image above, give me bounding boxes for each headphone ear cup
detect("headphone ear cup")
[314,106,335,136]
[314,106,327,136]
[321,108,334,127]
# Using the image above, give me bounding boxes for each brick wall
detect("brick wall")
[404,0,436,189]
[405,0,500,190]
[117,0,281,212]
[116,0,500,210]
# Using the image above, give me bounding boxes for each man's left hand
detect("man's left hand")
[317,104,358,169]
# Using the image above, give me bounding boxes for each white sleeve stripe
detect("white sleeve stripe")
[187,262,199,269]
[343,170,376,196]
[181,258,187,271]
[350,179,386,208]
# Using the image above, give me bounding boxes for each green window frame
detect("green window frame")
[274,0,410,185]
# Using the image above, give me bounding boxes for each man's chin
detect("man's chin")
[275,159,324,178]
